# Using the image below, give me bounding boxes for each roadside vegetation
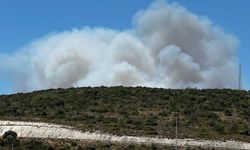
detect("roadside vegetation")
[0,87,249,142]
[0,136,233,150]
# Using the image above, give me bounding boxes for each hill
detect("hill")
[0,87,249,142]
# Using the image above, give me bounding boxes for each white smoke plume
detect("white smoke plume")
[0,1,238,92]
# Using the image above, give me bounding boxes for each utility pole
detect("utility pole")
[239,64,242,90]
[175,114,178,150]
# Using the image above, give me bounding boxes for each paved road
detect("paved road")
[0,120,249,149]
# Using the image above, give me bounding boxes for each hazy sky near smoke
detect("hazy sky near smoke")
[0,0,249,93]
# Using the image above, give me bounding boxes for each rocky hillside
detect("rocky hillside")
[0,87,249,142]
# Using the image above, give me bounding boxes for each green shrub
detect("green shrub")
[224,109,232,116]
[127,144,136,149]
[151,144,157,150]
[214,122,225,133]
[84,145,96,150]
[3,136,19,147]
[3,130,17,139]
[238,122,250,135]
[0,138,4,146]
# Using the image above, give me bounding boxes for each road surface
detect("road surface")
[0,120,249,149]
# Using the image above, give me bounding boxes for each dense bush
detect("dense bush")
[3,136,19,147]
[3,130,17,139]
[84,145,96,150]
[1,131,19,147]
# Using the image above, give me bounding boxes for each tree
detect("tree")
[2,130,17,139]
[2,130,19,147]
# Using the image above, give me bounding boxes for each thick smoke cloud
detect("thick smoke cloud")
[0,1,238,92]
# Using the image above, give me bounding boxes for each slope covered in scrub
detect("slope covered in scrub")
[0,87,249,142]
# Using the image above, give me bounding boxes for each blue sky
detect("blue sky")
[0,0,249,94]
